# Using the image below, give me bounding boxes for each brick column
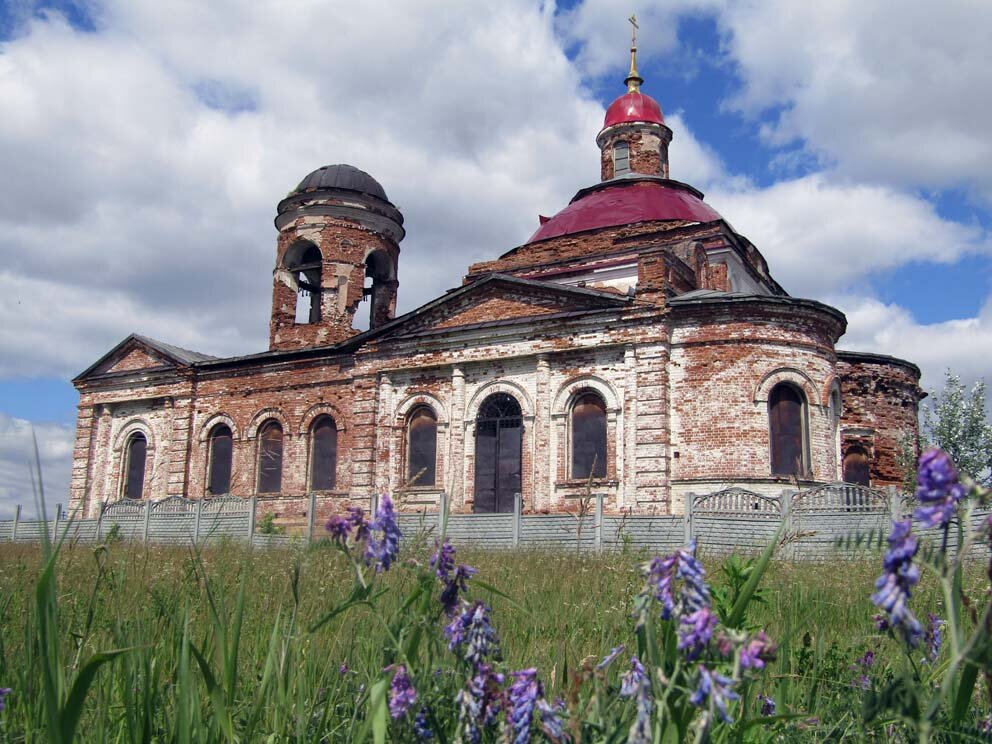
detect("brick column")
[534,354,551,511]
[68,403,96,516]
[375,373,394,494]
[349,374,378,499]
[622,346,638,510]
[449,365,466,507]
[634,342,670,511]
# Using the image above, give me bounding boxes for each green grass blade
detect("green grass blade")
[726,520,785,629]
[189,641,237,741]
[59,649,129,742]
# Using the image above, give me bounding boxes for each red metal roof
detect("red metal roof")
[526,180,722,244]
[603,91,664,128]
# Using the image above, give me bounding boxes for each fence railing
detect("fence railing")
[2,485,989,560]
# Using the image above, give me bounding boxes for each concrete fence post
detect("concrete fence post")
[371,493,380,518]
[439,492,449,540]
[248,495,257,545]
[684,493,694,546]
[142,499,152,542]
[595,493,604,552]
[53,503,62,542]
[886,485,900,522]
[781,490,795,560]
[193,498,203,544]
[513,493,522,547]
[307,491,317,544]
[11,504,20,541]
[95,502,104,541]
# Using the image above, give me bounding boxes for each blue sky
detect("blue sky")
[0,0,990,514]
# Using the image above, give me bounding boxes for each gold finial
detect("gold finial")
[625,14,643,92]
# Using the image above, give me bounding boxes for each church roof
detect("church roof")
[526,177,722,244]
[603,90,664,128]
[288,164,389,202]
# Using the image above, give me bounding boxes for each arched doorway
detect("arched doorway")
[473,393,522,513]
[843,446,871,486]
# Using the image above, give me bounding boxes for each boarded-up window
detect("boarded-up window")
[123,433,147,499]
[310,416,338,490]
[769,384,806,477]
[407,406,437,486]
[843,446,871,486]
[257,420,283,494]
[614,141,630,175]
[207,424,233,495]
[571,392,607,479]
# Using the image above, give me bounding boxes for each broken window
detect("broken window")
[207,424,233,495]
[769,384,807,477]
[310,415,338,490]
[571,392,607,479]
[123,432,147,499]
[407,406,437,486]
[256,420,283,494]
[286,243,322,324]
[843,446,871,486]
[613,141,630,176]
[356,249,395,331]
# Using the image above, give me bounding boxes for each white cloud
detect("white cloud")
[0,413,72,519]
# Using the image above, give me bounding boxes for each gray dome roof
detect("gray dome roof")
[291,164,388,201]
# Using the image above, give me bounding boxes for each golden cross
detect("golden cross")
[629,13,638,48]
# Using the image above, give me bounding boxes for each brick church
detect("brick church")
[68,41,923,524]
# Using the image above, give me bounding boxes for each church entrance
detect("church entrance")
[473,393,522,513]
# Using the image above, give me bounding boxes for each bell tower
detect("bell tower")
[270,164,405,351]
[596,16,673,181]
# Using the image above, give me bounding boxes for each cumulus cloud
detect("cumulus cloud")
[0,413,72,519]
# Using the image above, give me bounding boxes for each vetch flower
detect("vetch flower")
[445,601,500,668]
[413,707,434,740]
[678,606,718,660]
[454,665,503,744]
[619,655,648,698]
[365,494,402,573]
[619,656,653,744]
[914,448,966,529]
[596,644,625,670]
[325,515,351,541]
[759,695,776,716]
[0,688,10,713]
[507,668,541,744]
[924,613,945,663]
[536,698,569,743]
[690,666,739,724]
[338,663,348,675]
[871,520,923,647]
[642,540,710,621]
[439,563,476,616]
[872,613,890,632]
[740,631,777,671]
[387,665,417,719]
[430,539,456,579]
[347,506,370,542]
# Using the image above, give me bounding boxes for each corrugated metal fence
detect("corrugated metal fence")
[2,484,989,559]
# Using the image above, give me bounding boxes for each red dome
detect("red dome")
[526,180,721,244]
[603,91,664,129]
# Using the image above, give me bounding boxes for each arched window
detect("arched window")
[407,406,437,486]
[571,392,607,479]
[613,141,630,176]
[123,432,147,499]
[207,424,233,495]
[256,420,284,494]
[310,416,338,491]
[769,384,808,477]
[474,393,522,513]
[286,243,322,324]
[843,446,871,486]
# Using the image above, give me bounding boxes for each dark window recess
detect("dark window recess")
[311,416,338,490]
[290,244,322,324]
[207,424,233,495]
[257,421,283,494]
[614,141,630,175]
[473,393,522,514]
[407,407,438,486]
[571,393,607,479]
[769,384,805,477]
[843,447,871,486]
[123,433,147,500]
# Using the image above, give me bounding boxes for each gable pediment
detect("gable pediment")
[74,334,215,382]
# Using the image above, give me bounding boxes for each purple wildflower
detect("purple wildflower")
[325,515,351,541]
[445,601,501,668]
[740,631,777,671]
[347,506,370,542]
[338,663,348,675]
[596,644,626,670]
[871,520,923,647]
[619,655,648,698]
[924,613,945,663]
[413,707,434,740]
[642,540,710,621]
[388,665,417,719]
[430,539,456,579]
[439,563,477,616]
[872,613,890,632]
[678,606,718,660]
[0,688,10,713]
[914,448,966,529]
[690,665,739,724]
[507,669,541,744]
[759,695,776,716]
[850,650,875,690]
[619,656,653,744]
[536,697,569,743]
[365,495,402,573]
[454,665,503,744]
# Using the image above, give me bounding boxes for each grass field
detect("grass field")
[0,529,988,742]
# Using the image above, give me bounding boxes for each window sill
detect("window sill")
[555,479,619,488]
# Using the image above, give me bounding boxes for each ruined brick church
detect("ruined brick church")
[68,42,923,523]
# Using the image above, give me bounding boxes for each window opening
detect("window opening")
[613,141,630,176]
[769,384,806,477]
[288,244,322,324]
[257,420,284,493]
[407,406,438,486]
[473,393,522,514]
[571,392,607,479]
[207,424,233,495]
[123,433,147,499]
[310,416,338,490]
[843,446,871,487]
